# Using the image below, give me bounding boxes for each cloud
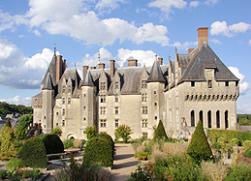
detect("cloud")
[189,1,199,8]
[228,66,249,94]
[0,39,54,89]
[0,96,31,106]
[171,41,197,50]
[205,0,219,5]
[210,21,251,37]
[249,39,251,45]
[95,0,125,12]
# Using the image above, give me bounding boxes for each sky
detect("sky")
[0,0,250,113]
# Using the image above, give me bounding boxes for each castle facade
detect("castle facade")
[32,27,239,139]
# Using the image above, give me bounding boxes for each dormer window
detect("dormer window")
[115,82,119,89]
[62,98,65,104]
[208,80,212,88]
[100,95,106,103]
[191,81,195,87]
[62,87,65,93]
[68,98,71,104]
[141,81,147,89]
[225,81,229,87]
[100,82,106,90]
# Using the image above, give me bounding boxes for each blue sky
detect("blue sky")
[0,0,250,113]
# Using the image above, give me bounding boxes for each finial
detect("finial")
[98,50,101,63]
[53,43,56,56]
[155,54,158,61]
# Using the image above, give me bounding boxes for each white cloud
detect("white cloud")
[0,39,54,89]
[189,1,199,8]
[0,96,31,106]
[228,66,249,94]
[171,41,197,50]
[249,39,251,45]
[95,0,125,12]
[210,21,251,37]
[210,38,222,45]
[205,0,219,5]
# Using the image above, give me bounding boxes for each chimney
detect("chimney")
[127,58,138,67]
[197,27,208,47]
[56,55,63,83]
[157,56,163,65]
[110,60,115,76]
[188,48,194,54]
[97,62,105,69]
[82,65,89,80]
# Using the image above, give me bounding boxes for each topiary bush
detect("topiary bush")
[115,124,132,143]
[99,132,115,157]
[84,126,97,140]
[83,136,113,167]
[19,137,47,168]
[225,165,251,181]
[187,120,213,164]
[153,120,168,141]
[42,134,64,154]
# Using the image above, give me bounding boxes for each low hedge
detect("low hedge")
[207,129,251,146]
[83,136,113,167]
[42,134,64,154]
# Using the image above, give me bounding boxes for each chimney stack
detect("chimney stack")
[197,27,208,48]
[157,56,163,65]
[82,65,89,80]
[110,60,115,76]
[127,58,138,67]
[56,55,63,83]
[97,62,105,69]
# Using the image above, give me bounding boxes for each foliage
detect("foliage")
[51,127,62,136]
[14,114,33,140]
[73,139,85,149]
[187,120,213,164]
[0,170,8,179]
[243,140,251,150]
[83,136,113,167]
[224,165,251,181]
[128,166,152,181]
[244,149,251,158]
[63,139,74,149]
[42,134,64,154]
[162,142,188,156]
[135,151,150,160]
[0,123,16,160]
[115,124,132,143]
[153,120,168,141]
[6,158,23,172]
[19,137,47,168]
[0,169,41,180]
[201,161,228,181]
[238,114,251,126]
[230,138,241,146]
[0,101,32,118]
[99,132,115,157]
[84,126,97,140]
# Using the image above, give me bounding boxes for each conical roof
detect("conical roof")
[147,60,166,83]
[81,70,94,86]
[42,73,53,90]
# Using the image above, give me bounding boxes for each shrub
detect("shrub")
[201,161,228,181]
[128,166,152,181]
[99,132,115,156]
[135,151,149,160]
[115,124,132,143]
[19,137,47,168]
[73,139,85,149]
[6,158,23,172]
[0,170,8,179]
[230,138,241,146]
[51,127,62,136]
[162,142,187,156]
[63,139,74,149]
[15,114,33,140]
[244,149,251,158]
[225,165,251,181]
[42,134,64,154]
[187,120,213,164]
[153,120,168,141]
[83,136,113,167]
[243,140,251,150]
[84,126,97,140]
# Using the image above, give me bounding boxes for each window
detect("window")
[115,82,119,89]
[141,93,147,102]
[208,111,212,128]
[83,106,86,110]
[100,96,106,103]
[216,111,220,128]
[62,87,65,93]
[225,81,229,87]
[142,119,148,128]
[225,111,228,129]
[56,123,58,126]
[235,81,239,86]
[56,112,59,116]
[191,81,195,87]
[100,107,106,115]
[100,82,106,90]
[115,107,119,115]
[155,116,157,120]
[62,109,65,116]
[68,98,71,104]
[62,98,65,104]
[62,120,65,126]
[142,132,148,139]
[191,110,195,127]
[115,119,119,128]
[208,80,212,88]
[142,106,148,114]
[154,91,157,94]
[83,94,86,97]
[199,110,203,122]
[100,119,106,128]
[115,95,118,102]
[83,117,86,121]
[141,81,147,89]
[154,102,157,106]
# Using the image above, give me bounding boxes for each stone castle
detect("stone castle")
[32,27,239,140]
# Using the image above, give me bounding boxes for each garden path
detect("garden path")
[111,143,139,181]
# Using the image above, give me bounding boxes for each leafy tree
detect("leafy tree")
[153,120,168,141]
[187,120,213,164]
[15,114,33,140]
[115,124,132,143]
[0,123,16,160]
[0,101,32,118]
[84,126,97,140]
[51,127,62,136]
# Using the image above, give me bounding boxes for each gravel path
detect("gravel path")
[111,144,139,181]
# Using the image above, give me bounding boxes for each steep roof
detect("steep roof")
[147,60,166,83]
[179,44,239,83]
[82,70,94,86]
[42,73,53,90]
[41,55,57,87]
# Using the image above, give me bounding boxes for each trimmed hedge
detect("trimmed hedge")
[153,120,168,141]
[19,137,47,168]
[187,120,213,164]
[83,136,113,167]
[208,129,251,146]
[42,134,64,154]
[99,132,115,157]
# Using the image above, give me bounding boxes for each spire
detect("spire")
[98,50,101,63]
[53,44,56,56]
[42,73,53,90]
[82,70,94,86]
[147,60,165,83]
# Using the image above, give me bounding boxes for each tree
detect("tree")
[15,114,33,140]
[153,120,168,141]
[84,126,97,140]
[187,120,213,164]
[42,134,64,154]
[51,127,62,136]
[115,124,132,143]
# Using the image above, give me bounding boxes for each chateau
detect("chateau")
[32,27,239,140]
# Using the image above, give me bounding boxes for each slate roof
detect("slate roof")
[147,60,166,83]
[82,70,94,86]
[41,55,57,87]
[42,73,53,90]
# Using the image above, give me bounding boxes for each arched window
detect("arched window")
[191,110,195,127]
[216,111,220,128]
[225,111,228,129]
[199,110,203,122]
[208,111,212,128]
